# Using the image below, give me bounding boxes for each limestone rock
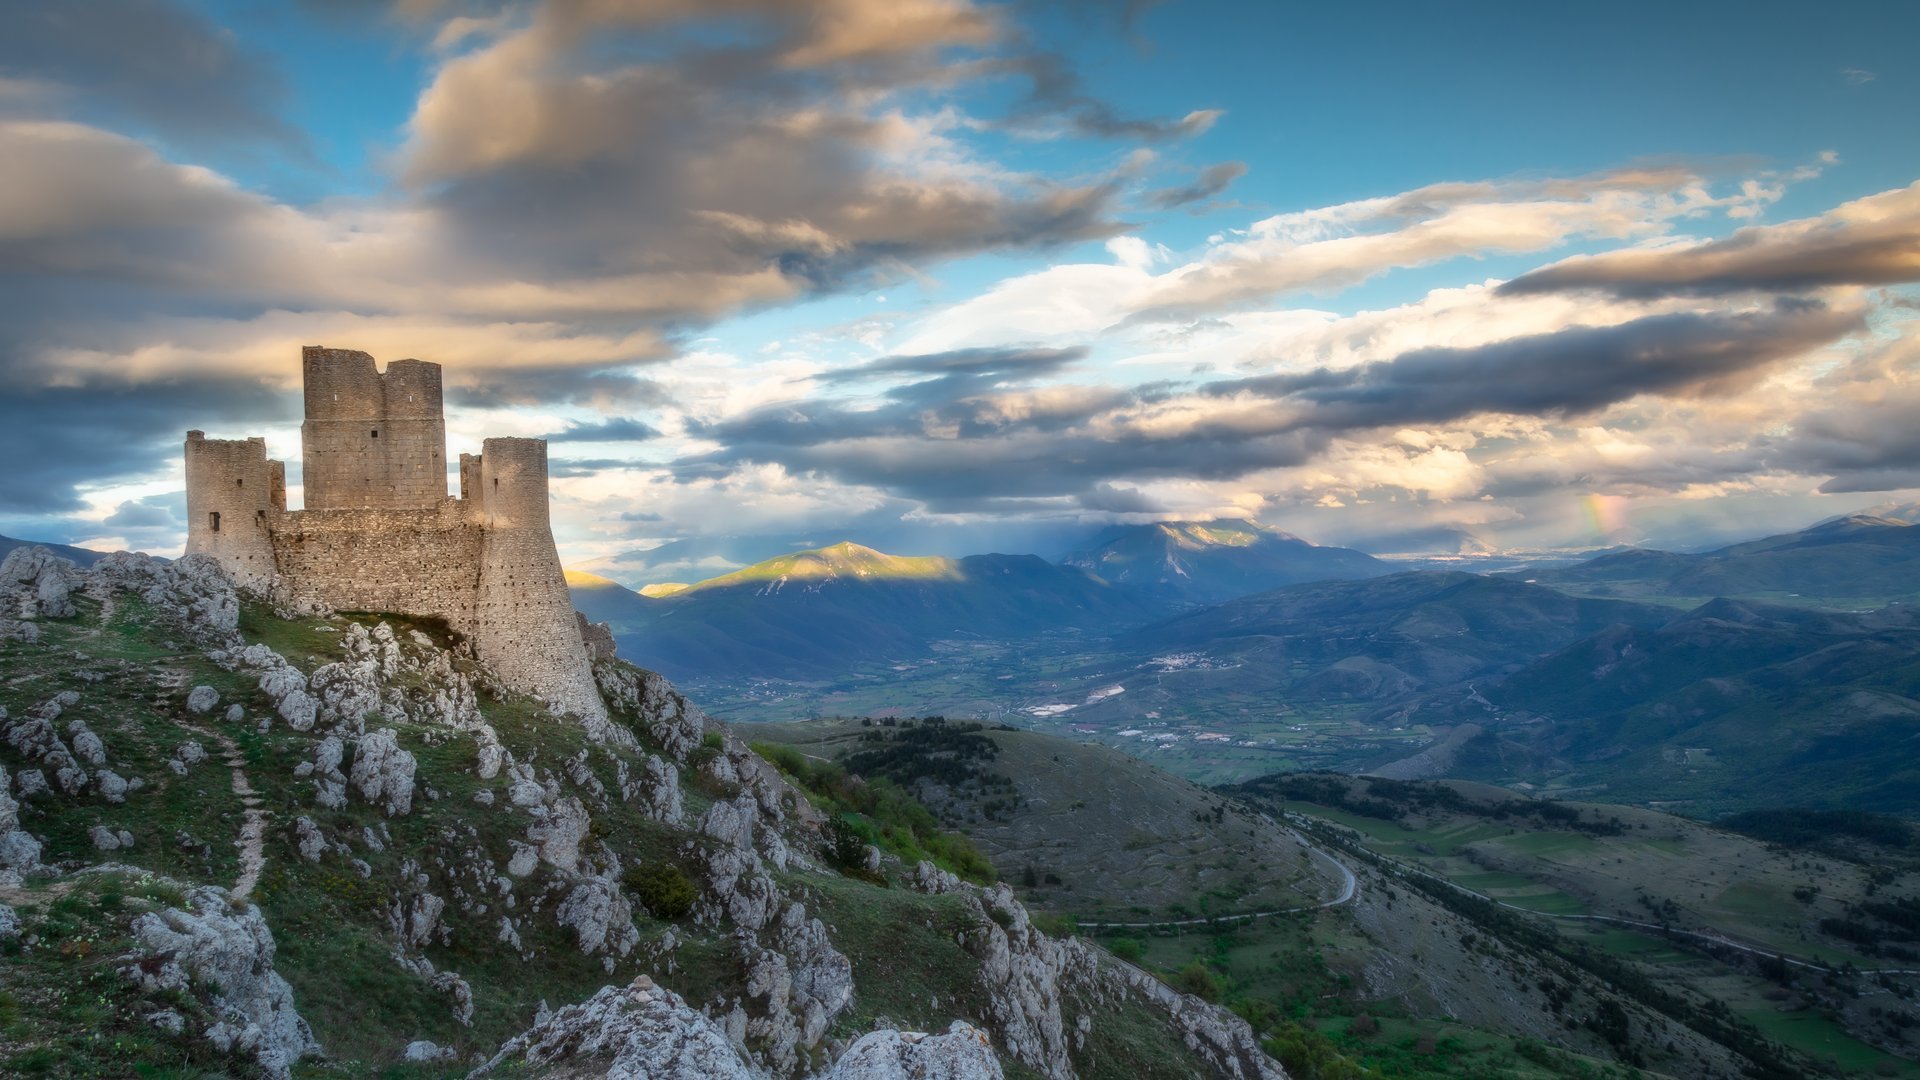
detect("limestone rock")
[527,796,591,872]
[1,547,79,619]
[555,875,639,957]
[349,729,416,817]
[125,885,319,1080]
[825,1022,1004,1080]
[186,685,221,714]
[476,975,764,1079]
[67,722,107,766]
[404,1039,455,1062]
[293,817,326,862]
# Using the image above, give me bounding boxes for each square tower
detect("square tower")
[300,346,449,510]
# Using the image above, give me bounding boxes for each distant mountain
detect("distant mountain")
[571,541,1166,681]
[1062,518,1389,604]
[1117,571,1670,705]
[1521,514,1920,603]
[1455,598,1920,816]
[0,534,113,567]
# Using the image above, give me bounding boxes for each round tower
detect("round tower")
[472,438,607,722]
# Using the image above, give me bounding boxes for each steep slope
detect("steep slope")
[1063,519,1389,604]
[1524,514,1920,604]
[1450,598,1920,815]
[0,546,1282,1079]
[739,718,1345,923]
[577,543,1167,683]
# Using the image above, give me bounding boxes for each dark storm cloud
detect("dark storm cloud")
[1207,303,1864,433]
[1500,181,1920,299]
[815,346,1087,383]
[1145,161,1247,210]
[0,376,293,513]
[541,417,662,442]
[0,0,306,154]
[1787,384,1920,493]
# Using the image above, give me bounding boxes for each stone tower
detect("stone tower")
[183,346,607,724]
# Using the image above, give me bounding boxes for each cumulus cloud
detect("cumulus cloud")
[1500,181,1920,298]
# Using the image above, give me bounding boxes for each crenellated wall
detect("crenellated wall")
[184,347,607,724]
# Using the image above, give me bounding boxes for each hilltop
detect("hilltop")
[1063,519,1390,604]
[1518,514,1920,606]
[0,533,112,567]
[0,546,1282,1079]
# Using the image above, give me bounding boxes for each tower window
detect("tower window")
[235,478,243,487]
[209,511,221,532]
[371,429,379,438]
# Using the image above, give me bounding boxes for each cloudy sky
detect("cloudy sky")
[3,0,1918,577]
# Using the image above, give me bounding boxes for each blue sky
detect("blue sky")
[1,0,1917,578]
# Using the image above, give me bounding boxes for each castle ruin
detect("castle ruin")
[184,346,606,722]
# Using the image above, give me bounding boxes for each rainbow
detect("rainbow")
[1582,493,1627,539]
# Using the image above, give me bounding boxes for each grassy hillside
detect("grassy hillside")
[739,717,1344,923]
[1228,774,1920,1078]
[0,560,1260,1079]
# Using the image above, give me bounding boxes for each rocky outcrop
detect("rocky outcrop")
[555,875,639,958]
[1,546,80,619]
[125,884,319,1080]
[827,1022,1003,1080]
[349,728,416,817]
[0,762,40,876]
[475,974,764,1079]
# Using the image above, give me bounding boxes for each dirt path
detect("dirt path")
[159,668,268,900]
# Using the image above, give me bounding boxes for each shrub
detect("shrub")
[1171,960,1220,1001]
[624,862,697,920]
[824,816,870,871]
[1108,937,1143,962]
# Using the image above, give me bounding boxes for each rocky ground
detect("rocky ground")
[0,546,1290,1079]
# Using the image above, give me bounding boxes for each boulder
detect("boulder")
[125,885,319,1079]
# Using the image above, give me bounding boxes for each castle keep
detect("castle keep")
[185,346,606,722]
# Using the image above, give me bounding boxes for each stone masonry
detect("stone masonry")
[184,346,606,723]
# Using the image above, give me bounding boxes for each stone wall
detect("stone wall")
[268,503,484,626]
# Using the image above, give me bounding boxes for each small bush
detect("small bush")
[1108,937,1143,962]
[623,862,697,920]
[1171,960,1220,1001]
